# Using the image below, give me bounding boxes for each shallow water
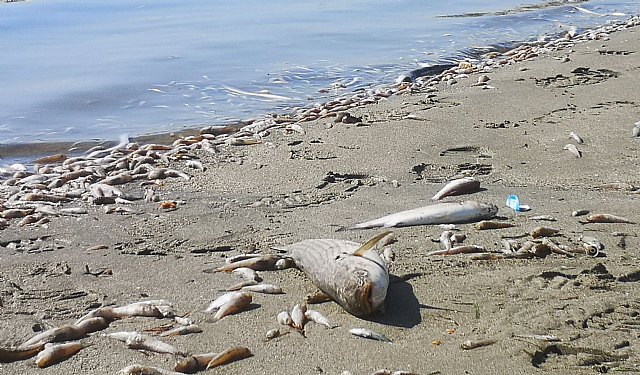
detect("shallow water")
[0,0,638,154]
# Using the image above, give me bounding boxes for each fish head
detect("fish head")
[347,267,388,317]
[481,202,499,218]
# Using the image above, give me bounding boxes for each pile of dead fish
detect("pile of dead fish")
[0,299,252,372]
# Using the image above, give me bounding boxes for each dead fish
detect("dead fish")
[35,341,89,368]
[349,328,391,343]
[226,279,258,291]
[461,338,497,350]
[231,267,262,282]
[286,231,391,317]
[22,193,69,203]
[265,328,285,341]
[204,291,250,313]
[439,230,453,250]
[431,177,481,200]
[343,201,498,230]
[210,293,252,322]
[75,301,170,324]
[174,352,219,373]
[241,283,283,294]
[100,173,133,185]
[159,324,202,337]
[120,364,184,375]
[427,245,485,256]
[21,317,109,347]
[214,255,281,272]
[563,144,582,158]
[206,346,252,369]
[276,311,293,326]
[0,208,33,219]
[531,226,560,238]
[0,343,44,363]
[530,215,557,222]
[474,220,514,230]
[291,304,307,331]
[584,213,634,224]
[148,168,190,181]
[305,309,334,329]
[107,332,184,356]
[569,131,584,144]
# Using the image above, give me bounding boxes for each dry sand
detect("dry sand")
[1,21,640,375]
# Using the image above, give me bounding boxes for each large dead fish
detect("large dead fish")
[342,201,498,230]
[285,231,391,317]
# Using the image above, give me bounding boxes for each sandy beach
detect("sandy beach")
[1,17,640,375]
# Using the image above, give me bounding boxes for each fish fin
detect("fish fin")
[353,230,393,257]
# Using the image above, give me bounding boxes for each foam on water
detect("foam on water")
[0,0,638,155]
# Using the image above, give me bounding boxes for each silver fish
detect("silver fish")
[431,177,481,200]
[286,231,391,317]
[344,201,498,230]
[349,328,392,343]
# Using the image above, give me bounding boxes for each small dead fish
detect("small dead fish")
[204,291,250,313]
[174,352,219,373]
[226,279,258,291]
[563,144,582,158]
[0,343,44,363]
[584,213,634,224]
[108,332,184,356]
[291,304,307,331]
[431,177,481,200]
[439,230,453,250]
[159,324,202,337]
[276,311,293,326]
[569,131,584,144]
[214,255,281,272]
[35,341,89,368]
[474,220,514,230]
[205,346,252,369]
[0,208,33,219]
[100,173,133,185]
[231,267,262,282]
[211,293,252,322]
[120,364,184,375]
[349,328,391,343]
[22,193,69,203]
[531,226,560,238]
[241,283,283,294]
[304,309,334,329]
[148,168,190,181]
[427,245,485,256]
[265,328,285,341]
[343,201,498,230]
[530,215,557,221]
[21,317,109,347]
[226,138,261,146]
[461,338,497,350]
[572,209,590,217]
[185,160,205,171]
[513,333,560,342]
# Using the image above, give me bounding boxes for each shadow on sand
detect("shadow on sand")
[366,274,421,328]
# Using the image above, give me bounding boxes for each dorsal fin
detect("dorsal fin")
[353,230,392,257]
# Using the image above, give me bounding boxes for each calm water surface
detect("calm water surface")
[0,0,639,154]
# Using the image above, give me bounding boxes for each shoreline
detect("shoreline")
[2,13,639,167]
[1,14,639,375]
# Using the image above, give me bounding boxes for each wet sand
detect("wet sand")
[1,19,639,375]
